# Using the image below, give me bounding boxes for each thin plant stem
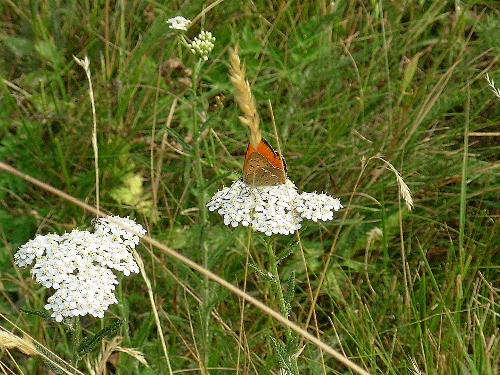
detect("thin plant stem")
[458,81,470,275]
[237,232,252,372]
[191,60,209,243]
[295,232,327,374]
[378,0,393,150]
[190,58,210,375]
[73,55,99,214]
[266,240,299,375]
[72,317,81,370]
[133,249,174,375]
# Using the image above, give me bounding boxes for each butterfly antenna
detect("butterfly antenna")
[229,46,262,149]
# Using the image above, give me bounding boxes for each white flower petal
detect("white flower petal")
[166,16,191,31]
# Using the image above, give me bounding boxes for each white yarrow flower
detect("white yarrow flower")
[207,179,342,236]
[294,192,343,222]
[14,216,146,322]
[167,16,191,31]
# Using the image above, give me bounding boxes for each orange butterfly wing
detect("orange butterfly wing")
[243,138,287,186]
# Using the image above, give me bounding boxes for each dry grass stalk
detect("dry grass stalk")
[84,336,148,375]
[228,46,261,149]
[0,330,38,355]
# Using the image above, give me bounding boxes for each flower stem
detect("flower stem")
[191,61,209,265]
[190,58,211,375]
[266,240,299,375]
[72,317,82,369]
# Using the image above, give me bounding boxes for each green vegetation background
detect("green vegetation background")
[1,0,500,374]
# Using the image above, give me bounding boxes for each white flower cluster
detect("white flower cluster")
[167,16,191,31]
[189,31,216,61]
[294,192,340,222]
[14,216,146,322]
[207,179,342,236]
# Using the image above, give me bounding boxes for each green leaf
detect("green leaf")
[78,320,123,356]
[284,271,295,318]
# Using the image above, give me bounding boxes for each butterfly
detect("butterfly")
[243,138,287,186]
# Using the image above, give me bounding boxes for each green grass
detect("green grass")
[1,0,500,374]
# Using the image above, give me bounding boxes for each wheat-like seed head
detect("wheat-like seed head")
[228,46,261,149]
[369,156,414,211]
[381,159,414,211]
